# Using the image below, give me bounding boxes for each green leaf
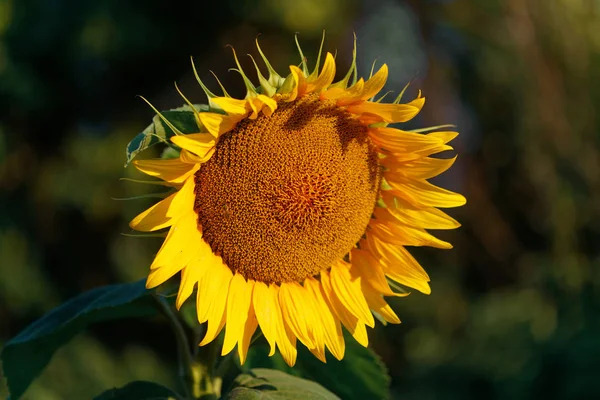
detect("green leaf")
[93,381,180,400]
[223,368,339,400]
[1,279,159,399]
[125,103,210,166]
[244,332,390,400]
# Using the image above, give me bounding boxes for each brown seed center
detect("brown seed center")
[272,172,334,230]
[194,94,381,283]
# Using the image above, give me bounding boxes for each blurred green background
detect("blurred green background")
[1,0,599,398]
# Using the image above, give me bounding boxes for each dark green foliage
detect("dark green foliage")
[223,369,339,400]
[1,280,158,399]
[94,381,180,400]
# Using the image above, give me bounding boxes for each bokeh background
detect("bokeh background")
[1,0,600,398]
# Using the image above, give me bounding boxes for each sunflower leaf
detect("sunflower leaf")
[243,332,390,400]
[125,103,210,167]
[223,368,340,400]
[1,280,158,400]
[93,381,181,400]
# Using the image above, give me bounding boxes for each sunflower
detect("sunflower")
[129,35,465,367]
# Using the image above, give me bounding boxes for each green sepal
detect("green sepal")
[111,191,173,201]
[248,54,277,97]
[119,177,173,186]
[228,46,259,99]
[255,38,286,89]
[407,124,456,133]
[329,33,357,89]
[277,73,296,95]
[294,34,310,76]
[307,31,326,82]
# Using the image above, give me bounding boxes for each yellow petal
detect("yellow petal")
[374,132,450,155]
[222,274,254,356]
[272,286,298,367]
[386,128,458,159]
[252,282,278,356]
[428,130,459,144]
[196,253,230,322]
[304,277,344,360]
[330,261,375,327]
[319,86,345,101]
[361,281,402,324]
[176,265,201,309]
[369,127,444,153]
[148,190,199,267]
[238,297,259,365]
[279,282,315,349]
[180,147,215,164]
[198,112,244,138]
[260,100,277,118]
[170,133,216,158]
[258,94,278,113]
[338,78,365,103]
[371,215,453,249]
[253,283,297,366]
[287,65,308,102]
[321,270,369,347]
[347,97,424,123]
[247,94,278,119]
[149,216,200,272]
[381,192,461,230]
[412,144,455,157]
[386,178,467,209]
[129,176,195,232]
[350,248,396,296]
[133,158,199,183]
[306,52,336,94]
[300,284,327,362]
[367,233,429,280]
[129,193,176,232]
[210,97,248,115]
[146,212,203,288]
[383,155,457,180]
[323,78,366,106]
[358,114,385,126]
[199,260,233,346]
[360,64,388,100]
[366,234,431,294]
[246,98,261,120]
[350,321,368,347]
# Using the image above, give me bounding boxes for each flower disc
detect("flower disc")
[194,94,381,283]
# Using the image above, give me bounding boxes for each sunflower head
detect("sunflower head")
[129,34,465,367]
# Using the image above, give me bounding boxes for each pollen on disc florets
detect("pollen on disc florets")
[194,93,382,284]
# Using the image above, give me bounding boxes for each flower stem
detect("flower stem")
[154,295,222,399]
[155,295,195,399]
[194,328,222,399]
